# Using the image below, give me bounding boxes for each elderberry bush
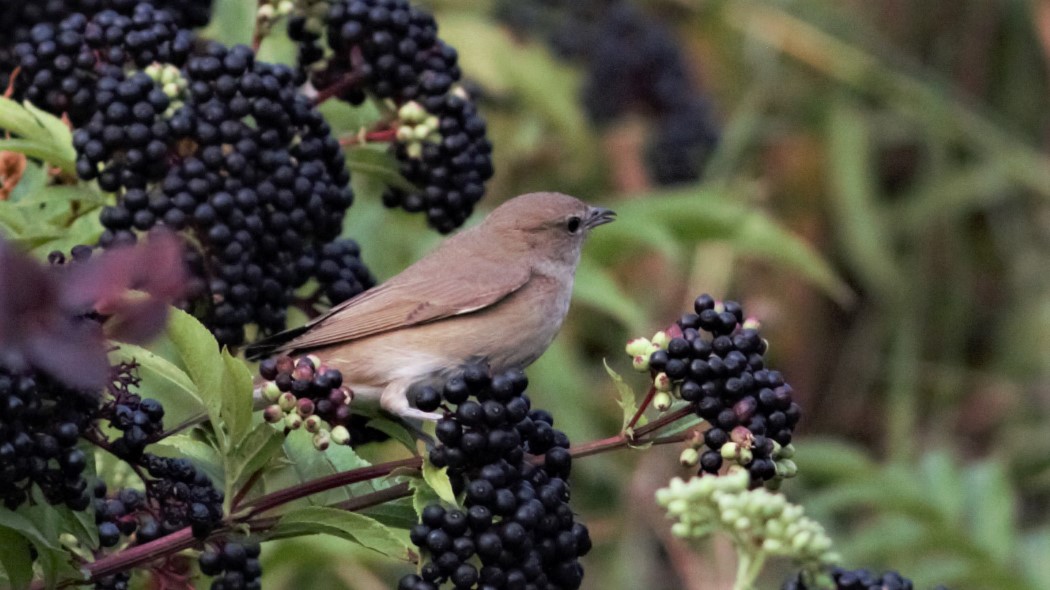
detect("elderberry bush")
[401,365,591,589]
[630,294,802,486]
[288,0,494,232]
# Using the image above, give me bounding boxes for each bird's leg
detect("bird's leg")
[380,378,441,447]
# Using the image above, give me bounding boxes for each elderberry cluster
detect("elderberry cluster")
[143,453,224,538]
[98,363,165,459]
[93,484,150,548]
[199,541,263,590]
[0,366,97,511]
[0,0,213,91]
[12,3,195,126]
[401,365,591,589]
[69,39,368,346]
[782,567,938,590]
[288,0,494,232]
[384,92,493,233]
[630,294,801,486]
[258,354,389,448]
[493,0,718,185]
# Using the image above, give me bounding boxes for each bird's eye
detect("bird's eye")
[567,216,581,233]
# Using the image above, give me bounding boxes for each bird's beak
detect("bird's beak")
[583,206,616,229]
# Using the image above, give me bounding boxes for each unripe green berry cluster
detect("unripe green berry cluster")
[656,469,838,569]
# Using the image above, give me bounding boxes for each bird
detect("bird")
[245,191,615,422]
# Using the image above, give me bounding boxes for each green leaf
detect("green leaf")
[228,423,286,495]
[363,416,420,453]
[825,100,898,298]
[964,461,1015,563]
[108,343,206,429]
[282,431,346,503]
[603,359,641,431]
[411,476,442,519]
[165,308,227,447]
[0,528,34,590]
[346,146,417,192]
[361,495,420,530]
[0,99,77,174]
[270,506,411,560]
[574,258,646,333]
[422,456,457,506]
[591,187,853,306]
[220,352,255,445]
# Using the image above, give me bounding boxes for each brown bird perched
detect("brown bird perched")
[246,192,614,421]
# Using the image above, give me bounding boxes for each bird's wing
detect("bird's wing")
[276,252,531,352]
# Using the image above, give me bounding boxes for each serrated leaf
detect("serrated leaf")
[54,504,98,550]
[0,528,34,590]
[29,209,104,258]
[228,423,285,494]
[410,476,442,519]
[0,97,46,140]
[165,308,227,448]
[361,495,420,530]
[221,352,254,445]
[603,359,640,432]
[270,506,411,560]
[422,457,457,506]
[108,343,205,429]
[0,510,60,552]
[278,432,355,506]
[346,146,417,192]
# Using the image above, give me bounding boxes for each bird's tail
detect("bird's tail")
[243,324,309,360]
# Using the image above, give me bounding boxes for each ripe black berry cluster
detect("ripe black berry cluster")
[71,39,368,346]
[0,0,213,92]
[783,567,934,590]
[93,483,150,548]
[311,238,375,305]
[12,3,195,126]
[631,294,801,486]
[98,362,165,459]
[0,366,97,511]
[401,365,591,589]
[384,93,493,233]
[199,541,263,590]
[142,453,224,538]
[288,0,494,232]
[493,0,718,186]
[258,354,390,448]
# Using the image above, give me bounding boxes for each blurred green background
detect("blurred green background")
[206,0,1050,588]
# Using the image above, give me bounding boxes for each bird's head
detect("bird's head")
[481,192,616,266]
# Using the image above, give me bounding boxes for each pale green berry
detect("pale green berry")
[263,381,282,401]
[278,391,297,412]
[679,448,700,467]
[330,425,351,445]
[312,430,331,451]
[626,337,653,357]
[653,392,673,411]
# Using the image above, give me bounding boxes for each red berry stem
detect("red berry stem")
[239,456,422,518]
[625,385,658,433]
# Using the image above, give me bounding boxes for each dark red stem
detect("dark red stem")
[240,457,422,517]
